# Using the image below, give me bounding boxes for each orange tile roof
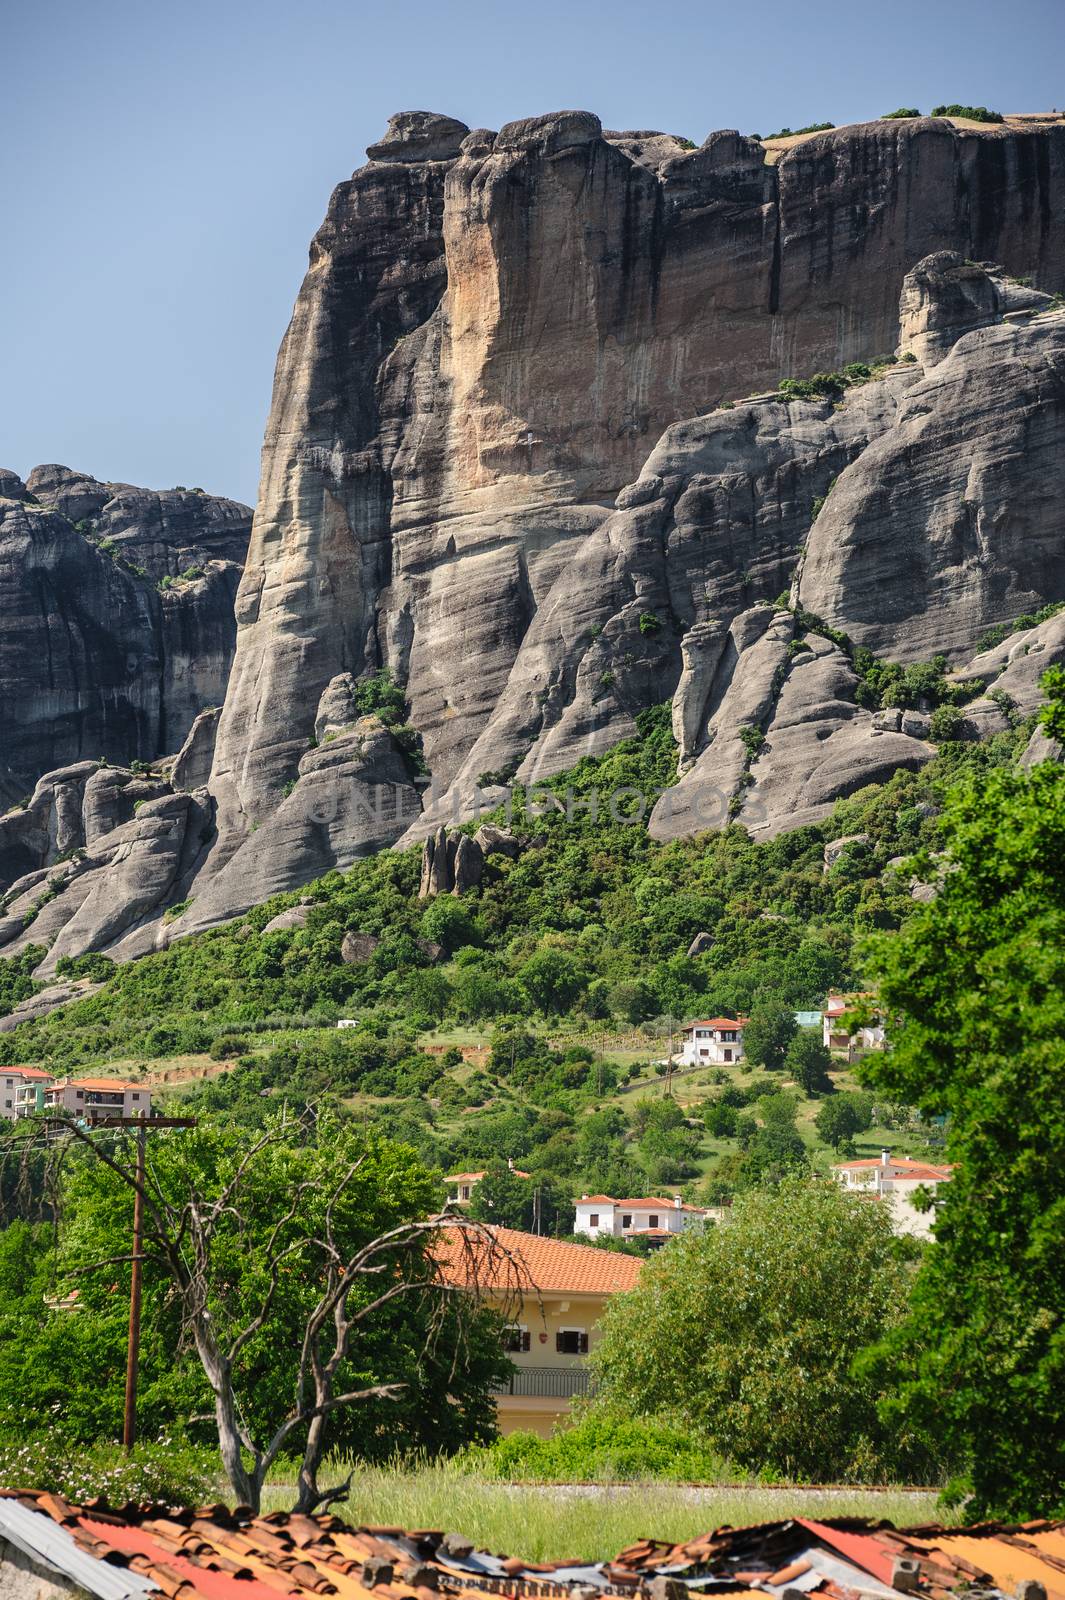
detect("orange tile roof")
[445,1169,531,1183]
[2,1065,53,1079]
[686,1017,745,1030]
[437,1223,644,1295]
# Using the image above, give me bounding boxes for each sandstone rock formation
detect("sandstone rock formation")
[0,467,250,796]
[419,827,484,897]
[195,111,1065,906]
[5,110,1065,966]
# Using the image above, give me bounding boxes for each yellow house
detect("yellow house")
[439,1224,644,1437]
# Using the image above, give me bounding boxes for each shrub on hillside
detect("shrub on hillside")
[930,104,1003,123]
[464,1412,734,1483]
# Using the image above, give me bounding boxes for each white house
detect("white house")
[822,993,886,1061]
[676,1017,746,1066]
[1,1066,53,1121]
[573,1193,716,1243]
[834,1150,952,1239]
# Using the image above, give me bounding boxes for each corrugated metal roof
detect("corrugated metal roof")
[0,1495,158,1598]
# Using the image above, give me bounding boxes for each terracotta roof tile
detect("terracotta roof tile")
[436,1223,644,1294]
[4,1494,1065,1600]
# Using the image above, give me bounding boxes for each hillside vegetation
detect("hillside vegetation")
[0,697,1031,1207]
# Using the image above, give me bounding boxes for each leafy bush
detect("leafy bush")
[883,108,921,118]
[0,1433,226,1504]
[929,705,964,744]
[465,1412,734,1482]
[931,104,1003,123]
[764,121,834,139]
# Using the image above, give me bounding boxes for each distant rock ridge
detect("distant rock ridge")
[0,466,251,797]
[4,110,1065,971]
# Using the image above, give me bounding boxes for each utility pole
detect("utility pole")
[123,1121,146,1452]
[53,1113,197,1453]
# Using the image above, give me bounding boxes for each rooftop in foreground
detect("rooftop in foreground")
[3,1493,1065,1600]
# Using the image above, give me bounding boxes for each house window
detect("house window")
[588,1213,599,1227]
[648,1214,659,1229]
[460,1186,470,1201]
[621,1213,632,1229]
[132,1093,140,1100]
[556,1329,588,1355]
[723,1049,732,1063]
[503,1325,530,1353]
[699,1048,709,1058]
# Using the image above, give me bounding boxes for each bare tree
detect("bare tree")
[50,1114,530,1513]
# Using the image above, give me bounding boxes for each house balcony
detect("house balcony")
[492,1367,592,1399]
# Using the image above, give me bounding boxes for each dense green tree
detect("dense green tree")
[590,1180,932,1480]
[815,1091,874,1149]
[517,950,586,1014]
[742,995,798,1070]
[785,1028,833,1093]
[857,728,1065,1517]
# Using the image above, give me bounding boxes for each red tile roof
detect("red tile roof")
[686,1017,745,1030]
[437,1223,644,1295]
[3,1065,54,1079]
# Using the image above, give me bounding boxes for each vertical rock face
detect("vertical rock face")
[207,111,1065,879]
[0,468,251,796]
[796,315,1065,661]
[7,111,1065,962]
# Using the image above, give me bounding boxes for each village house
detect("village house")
[39,1077,152,1120]
[1,1065,54,1120]
[445,1163,530,1206]
[438,1223,643,1436]
[833,1149,953,1239]
[573,1193,716,1243]
[675,1016,746,1066]
[822,993,886,1060]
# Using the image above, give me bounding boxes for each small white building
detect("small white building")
[573,1193,715,1243]
[676,1017,746,1066]
[445,1163,531,1207]
[823,993,886,1061]
[41,1078,151,1120]
[1,1066,54,1120]
[834,1150,952,1239]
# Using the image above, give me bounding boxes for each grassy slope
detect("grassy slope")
[261,1461,946,1559]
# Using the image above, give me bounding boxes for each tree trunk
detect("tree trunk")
[194,1326,259,1510]
[294,1390,328,1512]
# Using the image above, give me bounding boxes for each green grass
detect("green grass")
[262,1461,946,1559]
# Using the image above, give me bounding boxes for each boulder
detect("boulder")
[261,905,311,934]
[823,833,870,871]
[341,930,381,964]
[686,932,714,958]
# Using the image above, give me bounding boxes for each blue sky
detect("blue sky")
[4,0,1063,506]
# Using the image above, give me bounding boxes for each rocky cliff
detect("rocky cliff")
[4,109,1065,970]
[0,467,251,798]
